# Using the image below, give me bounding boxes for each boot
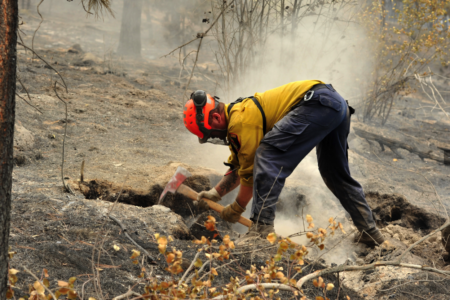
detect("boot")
[354,227,385,246]
[246,221,275,239]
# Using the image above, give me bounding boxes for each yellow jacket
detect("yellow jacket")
[225,80,324,187]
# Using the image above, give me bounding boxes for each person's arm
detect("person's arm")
[215,168,240,197]
[236,185,253,208]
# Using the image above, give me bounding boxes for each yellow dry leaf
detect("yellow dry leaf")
[158,236,168,246]
[168,235,174,242]
[113,244,120,251]
[9,269,19,275]
[43,278,49,288]
[154,233,160,239]
[166,253,175,264]
[43,269,49,278]
[158,244,167,254]
[328,217,334,223]
[306,232,314,238]
[326,283,335,290]
[33,281,45,294]
[58,281,68,287]
[318,277,324,288]
[266,232,277,244]
[130,249,140,259]
[306,214,313,223]
[194,258,203,268]
[88,298,97,300]
[393,158,398,162]
[308,223,315,229]
[211,268,218,276]
[316,297,324,300]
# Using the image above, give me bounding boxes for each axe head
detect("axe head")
[158,166,192,204]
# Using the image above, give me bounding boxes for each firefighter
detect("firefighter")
[183,80,385,246]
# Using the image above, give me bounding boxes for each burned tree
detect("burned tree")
[117,0,143,57]
[0,0,18,297]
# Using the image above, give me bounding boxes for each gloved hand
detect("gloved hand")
[197,187,221,203]
[220,201,245,223]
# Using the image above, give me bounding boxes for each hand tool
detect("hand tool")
[159,166,252,227]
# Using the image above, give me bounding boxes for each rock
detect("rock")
[68,44,83,54]
[153,205,170,213]
[91,65,105,74]
[74,53,102,66]
[93,124,108,132]
[135,78,148,85]
[14,123,35,151]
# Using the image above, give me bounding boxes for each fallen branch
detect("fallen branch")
[112,288,142,300]
[109,215,157,265]
[179,251,201,284]
[353,122,448,163]
[211,283,299,300]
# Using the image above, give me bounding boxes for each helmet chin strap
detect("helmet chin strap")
[205,129,229,145]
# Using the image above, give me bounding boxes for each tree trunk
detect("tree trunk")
[117,0,143,57]
[0,0,18,298]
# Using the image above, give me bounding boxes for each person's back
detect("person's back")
[255,80,324,130]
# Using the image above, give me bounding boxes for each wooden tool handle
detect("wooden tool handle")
[177,184,253,228]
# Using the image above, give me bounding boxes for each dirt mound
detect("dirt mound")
[366,192,446,233]
[78,175,212,218]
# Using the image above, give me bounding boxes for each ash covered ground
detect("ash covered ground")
[9,2,450,300]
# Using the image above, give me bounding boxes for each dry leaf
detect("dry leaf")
[194,258,203,268]
[130,249,140,259]
[33,281,45,294]
[267,232,277,244]
[9,269,19,275]
[113,244,120,251]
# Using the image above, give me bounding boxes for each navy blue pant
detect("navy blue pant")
[251,85,376,232]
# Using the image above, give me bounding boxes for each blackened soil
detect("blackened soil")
[79,175,212,217]
[366,192,446,233]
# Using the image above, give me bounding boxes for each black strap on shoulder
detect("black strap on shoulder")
[227,96,267,135]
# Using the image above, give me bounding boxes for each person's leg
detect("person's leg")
[316,102,384,245]
[251,88,346,225]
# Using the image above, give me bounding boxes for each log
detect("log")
[353,122,449,164]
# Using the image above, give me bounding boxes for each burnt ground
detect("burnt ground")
[7,5,450,300]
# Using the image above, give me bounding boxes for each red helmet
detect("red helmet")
[184,90,219,144]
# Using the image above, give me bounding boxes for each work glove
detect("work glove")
[197,187,221,203]
[220,201,245,223]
